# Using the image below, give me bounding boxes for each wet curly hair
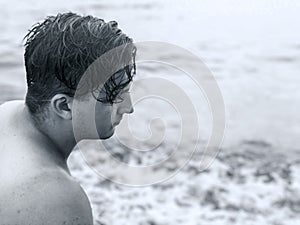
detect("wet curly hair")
[24,12,136,115]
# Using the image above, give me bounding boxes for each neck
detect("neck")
[24,106,76,168]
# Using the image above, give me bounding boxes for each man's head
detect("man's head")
[23,12,136,140]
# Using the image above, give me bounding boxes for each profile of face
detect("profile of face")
[69,56,136,141]
[48,83,134,143]
[94,83,134,139]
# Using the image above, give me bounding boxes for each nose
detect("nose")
[118,95,134,115]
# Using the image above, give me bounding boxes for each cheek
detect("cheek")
[111,105,119,120]
[95,103,114,129]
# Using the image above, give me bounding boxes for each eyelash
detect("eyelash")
[113,90,130,102]
[121,90,130,95]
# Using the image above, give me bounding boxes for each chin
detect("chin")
[99,127,115,140]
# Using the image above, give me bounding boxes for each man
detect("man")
[0,12,136,224]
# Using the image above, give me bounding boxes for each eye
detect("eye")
[115,96,124,103]
[114,90,131,103]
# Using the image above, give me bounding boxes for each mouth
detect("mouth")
[113,118,121,126]
[113,115,123,126]
[113,121,120,126]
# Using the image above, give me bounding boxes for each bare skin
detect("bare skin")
[0,101,93,224]
[0,86,133,225]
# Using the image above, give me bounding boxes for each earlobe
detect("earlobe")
[51,94,73,120]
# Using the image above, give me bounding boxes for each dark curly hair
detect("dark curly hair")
[23,12,136,115]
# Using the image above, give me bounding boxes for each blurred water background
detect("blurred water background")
[1,0,300,224]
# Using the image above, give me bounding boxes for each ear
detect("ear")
[50,94,73,120]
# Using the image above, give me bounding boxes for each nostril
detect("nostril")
[124,107,133,114]
[118,106,134,115]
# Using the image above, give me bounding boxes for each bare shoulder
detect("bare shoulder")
[0,100,23,112]
[0,100,24,128]
[0,169,94,225]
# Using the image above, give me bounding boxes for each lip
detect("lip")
[113,116,123,126]
[113,121,120,126]
[113,118,121,126]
